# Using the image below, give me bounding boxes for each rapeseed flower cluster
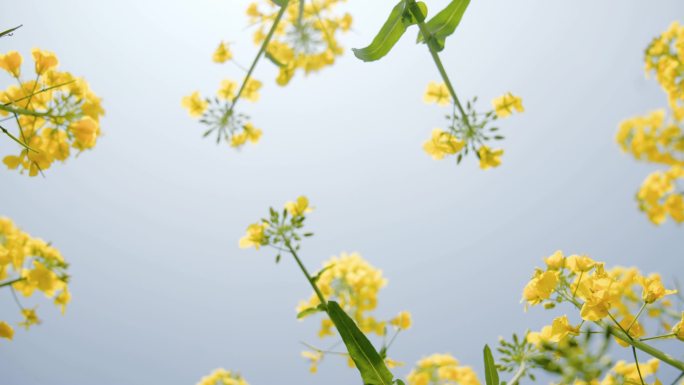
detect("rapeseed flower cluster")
[406,353,481,385]
[182,75,263,149]
[247,0,352,86]
[422,82,523,169]
[523,251,679,348]
[195,368,249,385]
[0,48,105,176]
[618,22,684,224]
[0,217,70,343]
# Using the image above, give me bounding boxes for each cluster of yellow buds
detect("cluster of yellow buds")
[247,0,352,86]
[422,82,523,169]
[617,22,684,224]
[599,358,662,385]
[523,251,680,347]
[0,217,70,343]
[636,166,684,224]
[406,353,481,385]
[195,368,249,385]
[0,48,105,176]
[297,252,411,338]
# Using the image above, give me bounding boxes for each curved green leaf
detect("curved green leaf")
[296,304,325,319]
[327,300,394,385]
[352,0,427,62]
[417,0,470,52]
[483,345,500,385]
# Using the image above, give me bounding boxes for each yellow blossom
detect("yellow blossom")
[478,146,503,169]
[218,79,238,100]
[423,82,451,106]
[0,50,22,77]
[639,274,677,304]
[492,92,524,118]
[566,254,596,273]
[523,270,558,305]
[527,315,580,345]
[0,321,13,341]
[31,48,59,75]
[213,41,233,63]
[238,222,269,249]
[285,196,313,217]
[390,311,412,330]
[242,78,262,102]
[181,91,208,117]
[423,129,464,160]
[301,350,323,373]
[19,308,41,330]
[672,312,684,341]
[544,250,565,270]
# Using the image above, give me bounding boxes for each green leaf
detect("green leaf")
[311,264,334,283]
[327,301,394,385]
[265,51,286,68]
[417,0,470,52]
[0,25,22,39]
[271,0,287,7]
[483,345,499,385]
[352,0,427,62]
[296,303,325,319]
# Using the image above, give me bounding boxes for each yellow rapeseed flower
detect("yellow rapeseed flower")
[181,91,208,117]
[31,48,59,75]
[213,41,233,63]
[0,50,22,77]
[285,196,313,217]
[242,78,262,102]
[478,146,503,169]
[238,222,269,249]
[0,321,14,341]
[523,270,558,305]
[492,92,524,118]
[390,311,412,330]
[423,81,451,106]
[423,129,464,160]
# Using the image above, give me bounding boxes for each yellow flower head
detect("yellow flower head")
[492,92,524,118]
[213,41,233,63]
[238,222,269,250]
[544,250,565,270]
[423,129,464,160]
[19,308,41,330]
[523,270,558,305]
[423,82,451,106]
[69,117,100,150]
[639,274,677,304]
[218,79,238,100]
[478,146,503,170]
[0,50,22,77]
[285,195,313,217]
[527,315,580,346]
[0,321,14,341]
[614,314,645,347]
[390,311,412,330]
[31,48,59,75]
[566,254,596,273]
[181,91,208,117]
[407,354,481,385]
[242,78,262,102]
[195,368,249,385]
[301,350,323,373]
[672,312,684,341]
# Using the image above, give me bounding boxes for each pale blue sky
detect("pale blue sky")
[1,1,683,385]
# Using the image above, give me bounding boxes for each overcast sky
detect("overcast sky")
[1,1,683,385]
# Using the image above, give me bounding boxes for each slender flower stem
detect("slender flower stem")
[284,240,328,309]
[508,362,526,385]
[639,333,675,342]
[627,302,647,333]
[0,124,34,151]
[632,346,646,385]
[408,1,472,130]
[0,104,52,117]
[229,0,291,115]
[0,277,25,289]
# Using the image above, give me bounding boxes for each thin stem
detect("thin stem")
[0,277,25,288]
[670,372,684,385]
[3,80,76,106]
[632,346,646,385]
[627,302,647,333]
[0,124,35,151]
[409,1,472,130]
[229,0,291,115]
[0,104,52,117]
[284,239,328,309]
[508,362,526,385]
[572,271,584,298]
[639,333,675,342]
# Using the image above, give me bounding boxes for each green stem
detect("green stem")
[229,0,291,115]
[627,302,647,333]
[0,277,25,288]
[284,240,328,309]
[0,104,52,117]
[0,124,35,152]
[566,297,684,371]
[632,346,646,385]
[508,362,526,385]
[408,1,472,130]
[639,333,675,342]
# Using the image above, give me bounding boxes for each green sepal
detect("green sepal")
[352,0,428,62]
[296,303,326,319]
[416,0,470,52]
[327,300,394,385]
